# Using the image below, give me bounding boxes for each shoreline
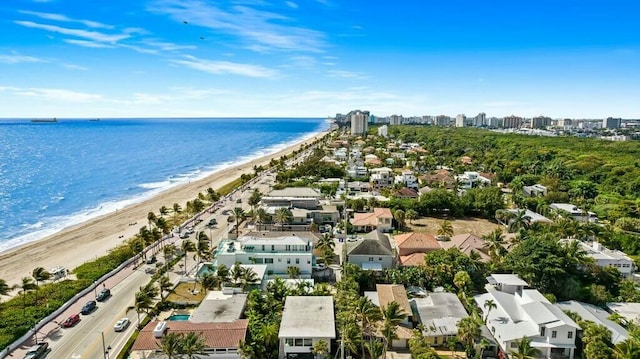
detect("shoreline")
[0,129,330,288]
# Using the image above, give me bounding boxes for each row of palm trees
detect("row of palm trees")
[0,267,53,314]
[158,332,207,359]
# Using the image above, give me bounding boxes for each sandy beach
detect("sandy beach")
[0,131,329,290]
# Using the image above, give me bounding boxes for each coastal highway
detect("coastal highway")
[46,268,148,359]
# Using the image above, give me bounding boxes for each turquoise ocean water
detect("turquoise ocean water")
[0,118,327,252]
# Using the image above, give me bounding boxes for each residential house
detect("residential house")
[550,203,598,223]
[365,284,414,348]
[190,292,248,323]
[262,187,322,209]
[347,165,368,178]
[474,274,580,359]
[131,320,249,359]
[393,187,419,199]
[455,171,492,189]
[506,209,553,225]
[556,301,628,344]
[413,292,471,348]
[346,230,395,271]
[351,207,394,233]
[333,148,347,161]
[606,303,640,325]
[419,169,456,190]
[213,234,314,278]
[370,167,394,189]
[558,239,635,278]
[394,170,419,189]
[278,296,336,359]
[523,184,548,198]
[394,232,441,266]
[439,233,491,262]
[346,181,371,195]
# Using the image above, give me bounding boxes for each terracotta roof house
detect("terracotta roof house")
[399,252,428,266]
[393,187,419,198]
[351,207,394,233]
[394,232,441,266]
[364,284,414,348]
[419,169,456,190]
[131,319,248,358]
[439,233,491,262]
[346,230,395,271]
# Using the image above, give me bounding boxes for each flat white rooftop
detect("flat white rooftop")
[278,296,335,339]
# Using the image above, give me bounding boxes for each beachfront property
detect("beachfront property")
[278,296,336,359]
[558,239,635,278]
[351,207,394,233]
[190,291,248,323]
[549,203,598,223]
[413,291,470,347]
[475,274,580,359]
[131,320,249,359]
[345,230,395,271]
[213,234,314,279]
[261,187,322,209]
[365,284,414,349]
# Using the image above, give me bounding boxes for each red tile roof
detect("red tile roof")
[399,252,427,266]
[132,319,248,351]
[440,233,491,262]
[395,232,440,251]
[352,208,393,227]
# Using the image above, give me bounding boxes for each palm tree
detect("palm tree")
[457,316,481,354]
[231,207,246,237]
[159,205,169,217]
[614,337,640,359]
[393,209,406,229]
[254,207,269,229]
[31,267,50,304]
[478,338,492,358]
[163,243,177,262]
[240,267,258,292]
[312,339,329,359]
[199,273,219,292]
[0,278,12,296]
[287,266,301,279]
[147,211,157,229]
[172,202,181,224]
[158,332,182,359]
[206,187,220,202]
[157,275,173,303]
[19,277,36,315]
[365,340,384,359]
[134,290,153,327]
[317,233,335,253]
[510,336,542,359]
[354,296,382,357]
[482,228,507,261]
[181,332,206,359]
[381,301,407,357]
[405,209,418,224]
[274,207,293,230]
[483,299,497,324]
[437,220,454,239]
[196,232,210,264]
[181,239,196,274]
[248,189,262,212]
[216,264,230,286]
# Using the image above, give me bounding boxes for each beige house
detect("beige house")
[439,233,491,262]
[351,208,393,232]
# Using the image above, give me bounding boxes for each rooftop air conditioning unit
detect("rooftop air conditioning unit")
[153,321,167,338]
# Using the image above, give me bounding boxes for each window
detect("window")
[303,339,312,346]
[287,258,291,264]
[510,342,518,348]
[379,257,382,261]
[552,331,557,339]
[295,339,304,346]
[286,245,291,251]
[278,258,282,262]
[265,258,273,264]
[261,245,265,251]
[296,258,300,264]
[540,327,546,337]
[271,245,275,251]
[568,331,573,339]
[286,339,294,346]
[369,257,374,261]
[307,259,311,264]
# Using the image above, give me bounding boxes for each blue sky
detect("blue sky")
[1,0,639,118]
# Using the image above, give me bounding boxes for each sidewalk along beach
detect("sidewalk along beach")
[0,131,329,290]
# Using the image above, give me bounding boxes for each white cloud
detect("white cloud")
[327,69,369,80]
[148,0,326,53]
[19,10,114,29]
[285,1,298,9]
[172,55,278,78]
[63,39,115,48]
[0,86,102,102]
[15,20,132,43]
[0,53,46,64]
[61,63,88,71]
[140,40,197,51]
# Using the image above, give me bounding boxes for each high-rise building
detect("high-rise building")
[531,116,552,129]
[435,115,451,127]
[488,117,501,128]
[603,117,622,129]
[350,110,369,135]
[455,114,466,127]
[378,125,388,138]
[502,115,523,129]
[389,115,403,126]
[557,118,572,128]
[474,112,486,127]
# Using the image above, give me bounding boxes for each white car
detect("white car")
[114,318,130,332]
[186,226,195,234]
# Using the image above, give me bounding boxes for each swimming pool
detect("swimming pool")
[167,314,190,321]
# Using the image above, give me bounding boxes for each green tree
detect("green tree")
[159,205,169,217]
[31,266,50,304]
[181,332,206,359]
[274,207,293,229]
[312,339,329,358]
[510,336,542,359]
[457,316,481,355]
[453,271,471,293]
[482,228,507,262]
[181,239,196,274]
[405,209,418,224]
[134,290,153,326]
[381,301,407,357]
[158,332,182,359]
[0,278,11,296]
[394,209,406,229]
[19,277,36,315]
[437,220,454,239]
[147,211,157,229]
[157,275,173,304]
[248,189,262,212]
[231,207,246,237]
[483,299,497,324]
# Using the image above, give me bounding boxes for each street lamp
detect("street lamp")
[101,331,111,359]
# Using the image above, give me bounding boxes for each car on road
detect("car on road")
[186,226,195,234]
[61,313,80,328]
[80,300,97,315]
[236,198,242,203]
[23,342,48,359]
[145,267,157,274]
[208,218,217,226]
[179,232,189,239]
[221,209,230,215]
[96,288,111,302]
[113,318,130,332]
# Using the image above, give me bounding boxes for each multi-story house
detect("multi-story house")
[370,167,394,189]
[213,234,314,278]
[394,170,419,189]
[351,208,394,233]
[559,239,635,278]
[279,296,335,359]
[549,203,598,223]
[474,274,580,359]
[345,230,395,271]
[261,187,322,210]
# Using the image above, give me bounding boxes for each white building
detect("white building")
[214,235,314,278]
[550,203,598,223]
[556,301,628,344]
[559,239,635,278]
[394,170,419,189]
[347,165,368,178]
[455,114,466,127]
[474,274,580,359]
[350,110,369,135]
[378,125,389,138]
[370,167,394,189]
[262,187,322,210]
[455,171,492,189]
[279,296,335,359]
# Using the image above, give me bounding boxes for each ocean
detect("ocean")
[0,118,327,252]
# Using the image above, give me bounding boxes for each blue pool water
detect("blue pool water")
[166,314,190,321]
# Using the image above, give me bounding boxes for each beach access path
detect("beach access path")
[0,131,328,292]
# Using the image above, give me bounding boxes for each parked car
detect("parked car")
[61,313,81,328]
[23,342,48,359]
[208,218,218,226]
[96,288,111,302]
[186,226,195,234]
[113,318,130,332]
[145,267,157,274]
[236,198,242,203]
[146,256,157,264]
[179,232,189,239]
[80,300,97,315]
